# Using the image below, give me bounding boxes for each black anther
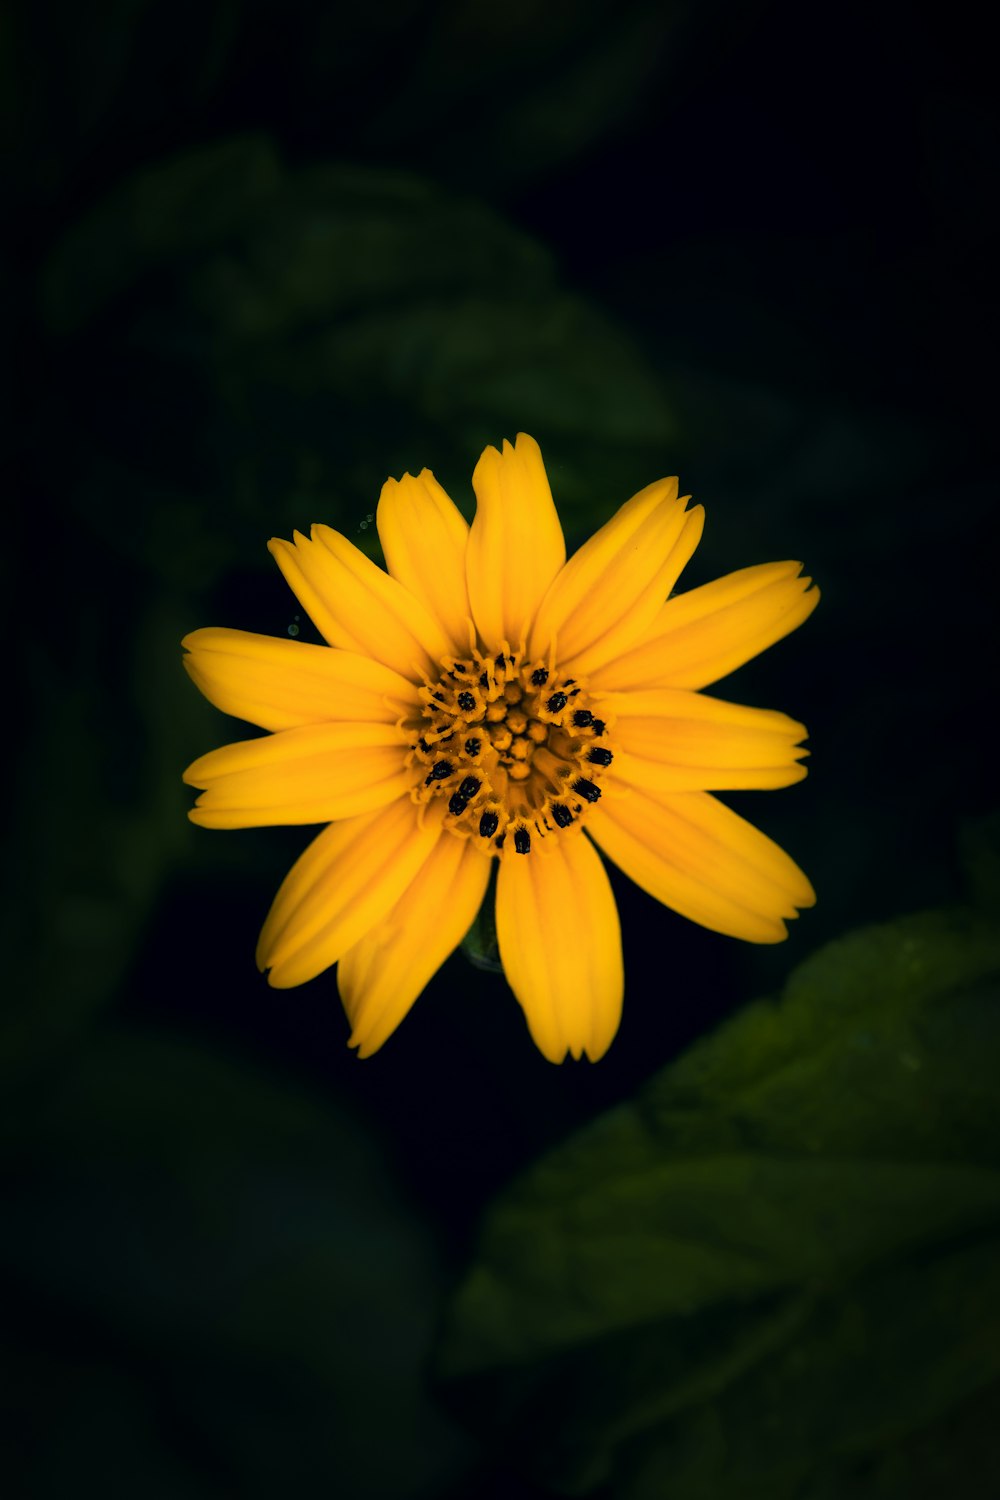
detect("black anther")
[464,737,481,757]
[588,747,613,766]
[531,667,549,686]
[428,760,453,781]
[479,810,499,838]
[546,692,568,713]
[448,792,470,816]
[572,777,602,803]
[458,776,481,799]
[572,709,593,727]
[552,803,574,828]
[514,827,531,855]
[591,718,606,736]
[457,691,476,712]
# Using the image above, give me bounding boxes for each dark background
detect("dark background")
[3,1,996,1496]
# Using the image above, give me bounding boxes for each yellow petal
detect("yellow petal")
[268,525,452,678]
[377,469,472,657]
[528,479,704,675]
[600,688,809,791]
[591,562,819,692]
[466,433,565,649]
[495,833,623,1063]
[257,797,446,989]
[339,834,491,1058]
[182,628,420,731]
[183,722,411,828]
[588,788,815,944]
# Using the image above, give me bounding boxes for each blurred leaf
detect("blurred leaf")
[437,884,1000,1494]
[2,1027,471,1499]
[0,594,201,1070]
[620,1236,1000,1500]
[376,0,686,188]
[961,809,1000,916]
[40,136,282,335]
[2,1349,219,1500]
[38,141,677,591]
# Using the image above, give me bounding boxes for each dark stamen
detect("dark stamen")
[479,810,499,839]
[417,737,430,752]
[428,760,453,781]
[494,653,506,669]
[552,803,574,828]
[479,672,489,687]
[432,691,445,703]
[514,827,531,855]
[457,691,476,712]
[531,667,549,685]
[495,833,506,849]
[458,776,481,799]
[572,709,593,727]
[572,777,602,803]
[546,692,568,713]
[588,747,613,766]
[448,792,470,816]
[464,737,481,757]
[591,718,606,736]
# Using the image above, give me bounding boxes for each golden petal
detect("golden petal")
[182,627,419,731]
[257,798,446,988]
[339,834,491,1058]
[495,833,623,1062]
[377,469,472,658]
[591,562,819,692]
[599,687,809,791]
[528,478,704,675]
[269,525,452,678]
[183,721,411,827]
[588,788,815,943]
[467,433,565,650]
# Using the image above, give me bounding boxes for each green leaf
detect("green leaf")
[961,808,1000,916]
[38,143,678,590]
[436,895,1000,1495]
[40,136,283,335]
[0,597,201,1069]
[620,1236,1000,1500]
[3,1028,472,1499]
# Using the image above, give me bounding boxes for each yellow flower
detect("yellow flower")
[183,434,818,1062]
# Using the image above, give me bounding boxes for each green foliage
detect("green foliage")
[39,138,677,594]
[0,598,202,1070]
[3,1030,471,1499]
[15,134,679,1069]
[437,882,1000,1496]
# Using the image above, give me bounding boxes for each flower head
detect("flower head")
[183,434,818,1062]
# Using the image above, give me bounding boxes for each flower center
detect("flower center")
[408,647,614,855]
